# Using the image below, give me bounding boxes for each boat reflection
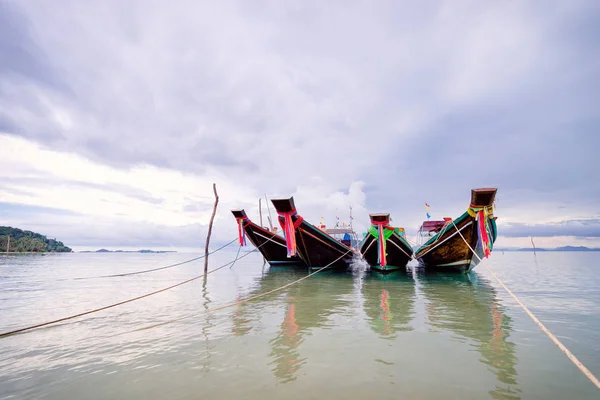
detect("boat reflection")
[230,292,253,337]
[230,266,356,383]
[417,271,521,400]
[268,295,305,382]
[362,270,415,339]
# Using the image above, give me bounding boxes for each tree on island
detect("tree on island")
[0,227,72,253]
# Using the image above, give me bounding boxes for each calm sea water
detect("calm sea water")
[0,251,599,399]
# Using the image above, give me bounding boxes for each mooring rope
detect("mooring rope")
[229,243,243,269]
[451,221,600,390]
[69,238,238,280]
[0,243,266,339]
[134,250,353,332]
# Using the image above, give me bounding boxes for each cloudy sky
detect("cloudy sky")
[1,0,598,251]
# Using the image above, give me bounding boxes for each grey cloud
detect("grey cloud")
[0,2,64,89]
[501,219,600,238]
[1,0,599,244]
[1,176,164,205]
[19,217,210,248]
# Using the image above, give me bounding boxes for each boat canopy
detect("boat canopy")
[325,227,356,235]
[418,219,451,235]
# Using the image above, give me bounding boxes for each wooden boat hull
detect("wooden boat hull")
[415,212,492,272]
[360,232,413,273]
[294,220,356,270]
[271,198,355,271]
[415,188,497,273]
[232,210,303,266]
[245,223,303,265]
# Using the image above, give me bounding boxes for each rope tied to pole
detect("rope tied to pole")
[0,238,272,339]
[450,220,600,390]
[72,238,238,280]
[135,249,354,332]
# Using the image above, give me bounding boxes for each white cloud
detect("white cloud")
[0,134,372,248]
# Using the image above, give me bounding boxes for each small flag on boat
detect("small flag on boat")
[425,203,430,209]
[426,212,431,219]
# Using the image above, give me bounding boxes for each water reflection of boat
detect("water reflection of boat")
[362,270,415,338]
[230,268,356,382]
[418,271,521,399]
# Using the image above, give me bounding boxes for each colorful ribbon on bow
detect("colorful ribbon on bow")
[467,205,494,258]
[372,220,390,267]
[235,217,248,246]
[277,210,303,257]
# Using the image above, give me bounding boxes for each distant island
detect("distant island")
[0,226,72,253]
[498,246,600,252]
[80,249,177,253]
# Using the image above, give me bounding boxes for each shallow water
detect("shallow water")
[0,251,599,399]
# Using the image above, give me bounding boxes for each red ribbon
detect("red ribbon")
[277,210,303,257]
[477,210,491,258]
[235,217,248,246]
[372,220,389,267]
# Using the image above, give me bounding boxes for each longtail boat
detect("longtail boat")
[270,197,356,270]
[359,213,413,272]
[414,188,497,272]
[231,209,303,265]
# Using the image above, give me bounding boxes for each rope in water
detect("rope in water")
[134,249,353,332]
[70,238,238,280]
[451,221,600,390]
[0,242,265,339]
[229,243,243,269]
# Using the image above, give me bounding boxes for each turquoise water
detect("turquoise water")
[0,251,599,399]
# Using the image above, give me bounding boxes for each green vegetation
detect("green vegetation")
[0,226,72,253]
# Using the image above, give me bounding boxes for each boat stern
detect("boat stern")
[231,209,248,219]
[470,188,497,208]
[270,197,297,214]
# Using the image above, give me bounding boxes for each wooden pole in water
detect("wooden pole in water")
[531,236,537,256]
[204,183,219,273]
[7,235,10,253]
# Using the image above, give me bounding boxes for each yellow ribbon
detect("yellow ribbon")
[467,205,494,218]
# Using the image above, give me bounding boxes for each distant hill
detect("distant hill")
[80,249,177,253]
[0,226,72,253]
[516,248,548,252]
[554,246,600,252]
[498,246,600,252]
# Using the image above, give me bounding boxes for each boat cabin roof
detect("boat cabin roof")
[325,227,356,235]
[419,220,448,234]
